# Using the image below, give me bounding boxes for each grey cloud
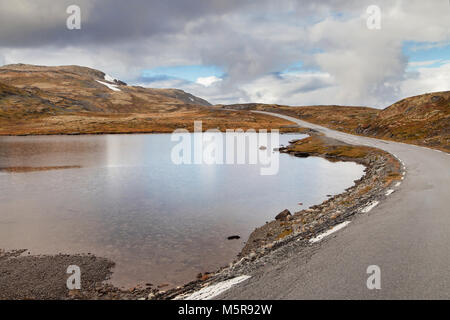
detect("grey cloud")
[287,77,333,95]
[0,0,256,47]
[0,0,448,107]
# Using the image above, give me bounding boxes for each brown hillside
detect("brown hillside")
[356,91,450,149]
[0,64,303,135]
[0,64,211,115]
[223,91,450,152]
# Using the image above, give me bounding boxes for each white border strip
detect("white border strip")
[176,275,251,300]
[309,221,351,243]
[361,201,379,213]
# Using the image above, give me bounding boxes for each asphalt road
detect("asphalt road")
[219,111,450,299]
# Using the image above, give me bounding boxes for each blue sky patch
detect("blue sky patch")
[403,40,450,65]
[141,65,225,82]
[278,61,322,76]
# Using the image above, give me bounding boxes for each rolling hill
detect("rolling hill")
[0,64,301,135]
[222,91,450,151]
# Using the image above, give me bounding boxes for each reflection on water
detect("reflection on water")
[0,134,364,288]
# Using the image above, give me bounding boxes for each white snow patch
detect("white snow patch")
[96,80,121,92]
[385,189,394,196]
[176,275,251,300]
[395,182,401,187]
[104,74,116,82]
[309,221,351,243]
[361,201,379,213]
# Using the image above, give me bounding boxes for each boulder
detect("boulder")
[275,209,292,221]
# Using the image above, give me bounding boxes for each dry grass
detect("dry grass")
[223,91,450,152]
[0,165,81,173]
[286,135,370,159]
[0,64,306,135]
[253,104,379,133]
[0,108,304,135]
[276,228,293,240]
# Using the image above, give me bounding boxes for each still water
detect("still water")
[0,134,364,287]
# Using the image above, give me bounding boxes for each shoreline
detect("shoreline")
[156,132,403,300]
[0,128,402,300]
[0,127,308,137]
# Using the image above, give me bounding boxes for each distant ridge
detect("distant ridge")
[0,63,211,115]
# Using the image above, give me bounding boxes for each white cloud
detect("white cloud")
[195,75,222,87]
[400,62,450,98]
[241,72,334,105]
[407,60,443,68]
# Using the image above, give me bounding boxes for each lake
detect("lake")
[0,133,364,288]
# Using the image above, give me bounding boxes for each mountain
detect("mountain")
[0,64,210,116]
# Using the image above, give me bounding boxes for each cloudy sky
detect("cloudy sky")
[0,0,449,107]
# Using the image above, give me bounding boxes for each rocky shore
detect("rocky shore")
[0,132,402,300]
[153,133,403,300]
[0,249,162,300]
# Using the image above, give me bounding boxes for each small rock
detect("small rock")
[294,152,310,158]
[431,95,442,103]
[227,235,240,240]
[275,209,291,221]
[265,243,274,249]
[68,290,82,299]
[201,274,211,281]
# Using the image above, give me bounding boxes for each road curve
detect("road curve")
[219,111,450,300]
